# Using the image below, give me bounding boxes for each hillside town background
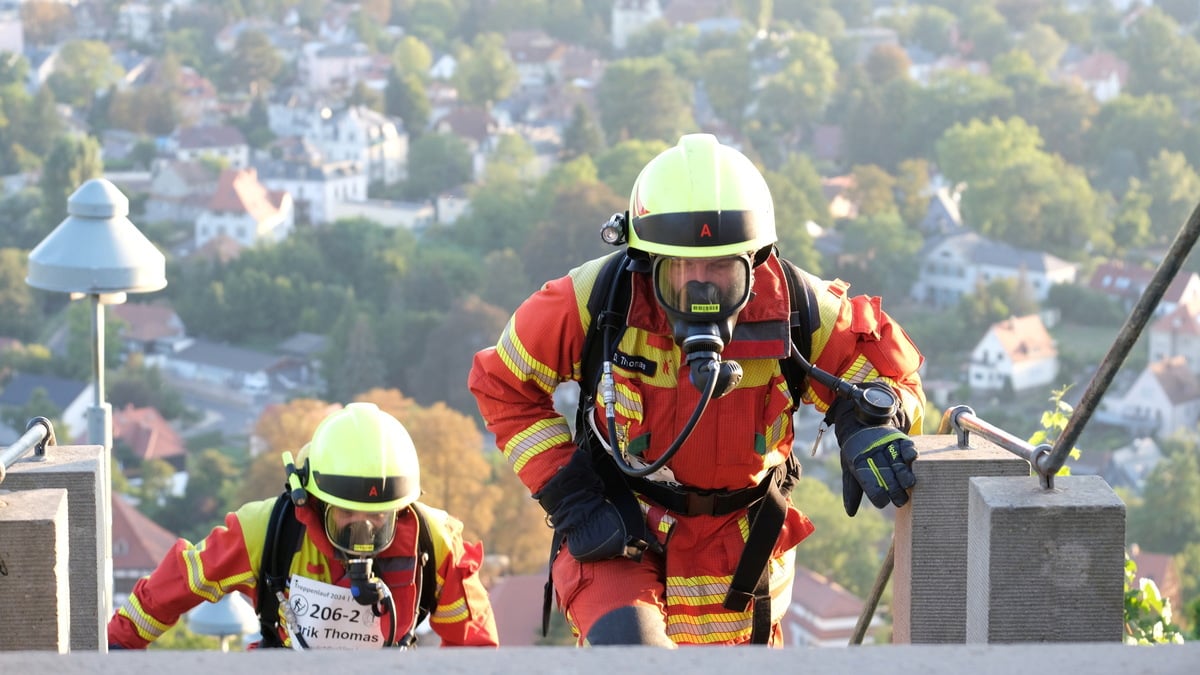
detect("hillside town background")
[1,0,1199,647]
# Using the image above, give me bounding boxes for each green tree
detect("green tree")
[402,132,473,200]
[789,477,890,597]
[63,298,126,381]
[0,248,42,340]
[895,158,931,228]
[701,47,752,127]
[751,32,838,146]
[1087,94,1180,192]
[561,103,604,161]
[39,135,103,229]
[453,32,518,105]
[1144,150,1200,246]
[594,139,670,199]
[522,179,625,285]
[848,164,897,218]
[0,387,63,438]
[1128,448,1200,555]
[384,70,431,138]
[595,57,694,144]
[223,30,282,94]
[410,295,511,414]
[325,310,387,402]
[46,40,124,110]
[391,35,434,76]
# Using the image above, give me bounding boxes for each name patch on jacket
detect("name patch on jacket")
[611,350,657,376]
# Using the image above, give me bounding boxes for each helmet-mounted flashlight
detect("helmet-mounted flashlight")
[600,212,628,246]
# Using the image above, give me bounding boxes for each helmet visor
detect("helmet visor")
[323,505,398,557]
[653,254,752,322]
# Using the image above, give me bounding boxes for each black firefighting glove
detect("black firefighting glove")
[839,426,918,516]
[533,450,628,562]
[831,387,918,517]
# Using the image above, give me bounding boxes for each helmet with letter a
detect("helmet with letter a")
[299,402,420,556]
[627,134,777,326]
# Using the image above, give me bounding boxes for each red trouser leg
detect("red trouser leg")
[551,547,667,644]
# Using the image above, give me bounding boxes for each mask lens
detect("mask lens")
[324,506,398,557]
[653,255,751,320]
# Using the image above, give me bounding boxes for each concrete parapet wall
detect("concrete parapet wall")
[0,643,1197,674]
[0,489,70,653]
[1,445,104,650]
[892,434,1031,643]
[966,475,1126,643]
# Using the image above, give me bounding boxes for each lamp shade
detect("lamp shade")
[26,178,167,294]
[187,592,259,637]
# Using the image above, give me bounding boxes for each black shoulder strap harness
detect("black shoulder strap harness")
[256,493,438,648]
[544,250,820,644]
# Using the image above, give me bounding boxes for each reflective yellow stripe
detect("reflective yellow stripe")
[432,596,468,624]
[867,457,886,488]
[118,595,172,642]
[505,418,572,472]
[496,322,560,394]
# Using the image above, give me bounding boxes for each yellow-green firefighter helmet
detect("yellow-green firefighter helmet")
[301,402,421,513]
[627,134,776,259]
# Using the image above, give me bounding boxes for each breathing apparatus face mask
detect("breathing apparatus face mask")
[652,254,752,398]
[324,505,398,558]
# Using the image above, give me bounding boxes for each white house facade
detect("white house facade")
[967,315,1059,393]
[911,231,1077,310]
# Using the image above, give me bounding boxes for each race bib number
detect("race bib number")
[288,575,384,649]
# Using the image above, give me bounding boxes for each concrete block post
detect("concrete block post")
[966,475,1125,643]
[2,445,104,651]
[0,489,71,652]
[892,434,1031,643]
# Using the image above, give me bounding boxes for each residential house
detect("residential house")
[840,26,900,65]
[112,495,178,605]
[1058,49,1129,103]
[0,6,23,56]
[431,106,502,181]
[1088,260,1200,317]
[918,186,965,237]
[108,301,188,362]
[112,403,187,473]
[967,315,1059,393]
[326,197,435,230]
[272,332,329,394]
[167,124,249,169]
[1099,355,1200,437]
[505,30,566,91]
[115,2,158,46]
[305,105,408,186]
[910,230,1077,310]
[144,159,220,224]
[318,1,358,43]
[781,566,881,646]
[1102,437,1162,495]
[821,174,858,221]
[300,41,373,92]
[1148,303,1200,375]
[160,337,285,399]
[612,0,662,50]
[176,66,220,125]
[253,156,366,225]
[194,168,294,249]
[0,373,92,441]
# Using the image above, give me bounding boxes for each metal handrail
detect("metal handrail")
[0,417,56,484]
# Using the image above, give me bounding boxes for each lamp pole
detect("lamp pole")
[27,178,167,651]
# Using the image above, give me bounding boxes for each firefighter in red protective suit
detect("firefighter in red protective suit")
[468,134,926,646]
[108,402,499,649]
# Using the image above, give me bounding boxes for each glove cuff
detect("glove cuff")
[533,449,605,519]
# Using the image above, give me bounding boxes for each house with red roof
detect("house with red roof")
[194,168,294,249]
[781,566,882,646]
[112,403,188,474]
[112,495,179,605]
[109,302,188,359]
[1088,260,1200,317]
[967,314,1059,393]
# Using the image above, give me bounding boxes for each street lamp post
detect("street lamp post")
[26,178,167,651]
